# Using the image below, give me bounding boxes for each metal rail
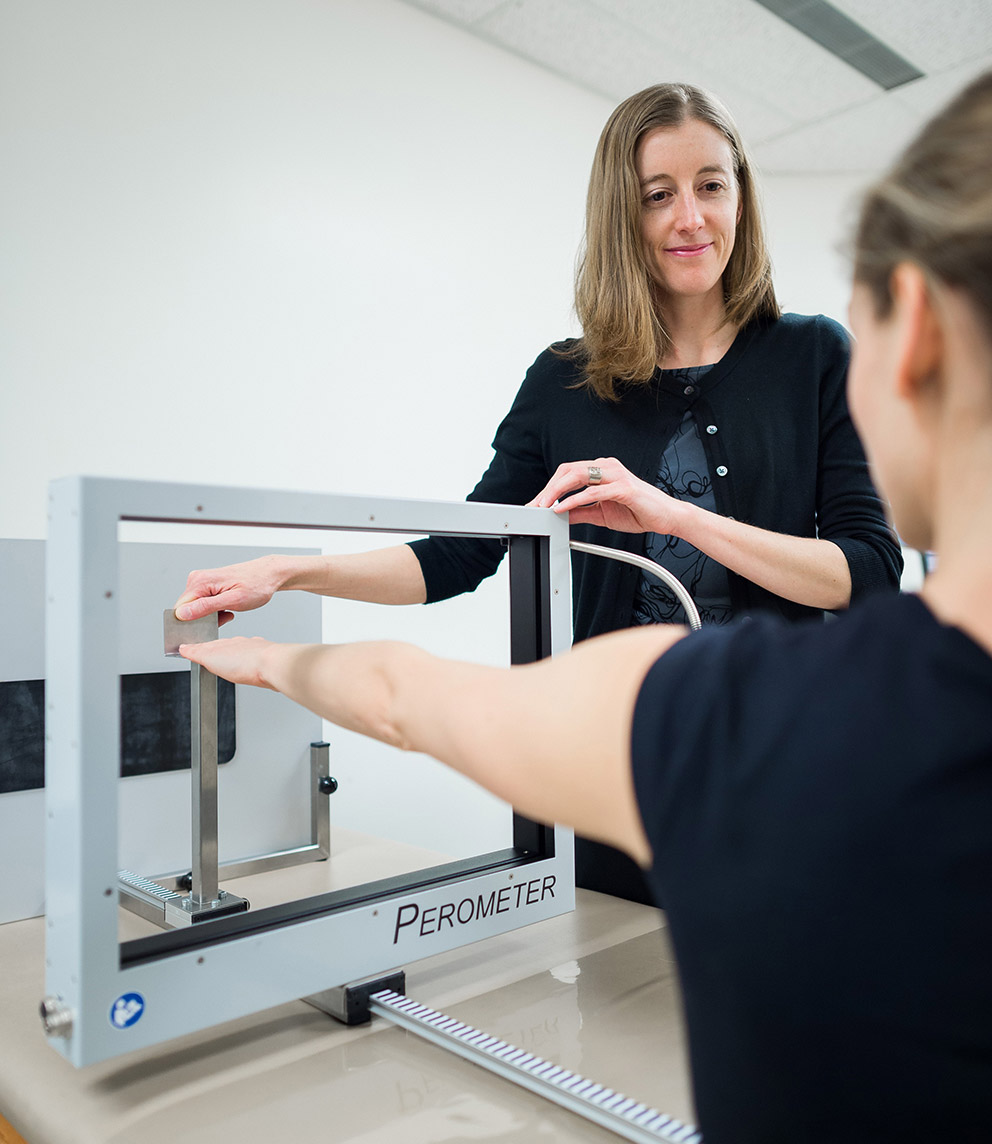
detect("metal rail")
[370,989,702,1144]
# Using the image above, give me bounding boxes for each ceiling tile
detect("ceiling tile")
[478,0,795,140]
[590,0,881,120]
[891,57,992,117]
[752,92,922,173]
[404,0,511,24]
[830,0,992,73]
[479,0,695,89]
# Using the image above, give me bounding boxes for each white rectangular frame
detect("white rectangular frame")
[45,476,574,1066]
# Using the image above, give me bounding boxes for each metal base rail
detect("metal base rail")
[369,989,702,1144]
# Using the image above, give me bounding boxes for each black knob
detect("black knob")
[318,775,338,795]
[177,872,192,891]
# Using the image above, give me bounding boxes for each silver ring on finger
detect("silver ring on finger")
[587,465,603,485]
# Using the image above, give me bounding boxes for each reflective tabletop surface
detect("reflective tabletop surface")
[0,840,692,1144]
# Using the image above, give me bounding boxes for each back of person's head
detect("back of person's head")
[855,71,992,338]
[849,71,992,559]
[575,83,779,400]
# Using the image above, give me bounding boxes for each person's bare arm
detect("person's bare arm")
[179,623,689,865]
[175,544,427,623]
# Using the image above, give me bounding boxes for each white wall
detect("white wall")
[762,173,870,327]
[0,0,611,541]
[0,0,612,859]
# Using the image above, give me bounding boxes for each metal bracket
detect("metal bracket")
[118,611,252,925]
[118,739,334,927]
[117,869,249,927]
[304,969,407,1026]
[118,616,337,929]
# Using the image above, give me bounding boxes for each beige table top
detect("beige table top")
[0,837,693,1144]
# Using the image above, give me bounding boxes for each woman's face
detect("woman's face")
[635,119,741,305]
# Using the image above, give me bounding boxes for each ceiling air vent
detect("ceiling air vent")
[753,0,924,90]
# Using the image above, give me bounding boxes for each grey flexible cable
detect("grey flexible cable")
[568,540,702,631]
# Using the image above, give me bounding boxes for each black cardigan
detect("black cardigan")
[411,313,903,640]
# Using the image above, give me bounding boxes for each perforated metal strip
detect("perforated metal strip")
[117,869,184,903]
[369,989,702,1144]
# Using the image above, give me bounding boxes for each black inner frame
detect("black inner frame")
[120,533,557,969]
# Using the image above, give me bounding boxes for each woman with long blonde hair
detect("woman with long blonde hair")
[176,84,901,902]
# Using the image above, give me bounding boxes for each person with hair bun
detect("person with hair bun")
[182,72,992,1138]
[176,84,902,904]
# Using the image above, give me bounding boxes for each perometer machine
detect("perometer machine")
[40,477,574,1064]
[38,475,702,1144]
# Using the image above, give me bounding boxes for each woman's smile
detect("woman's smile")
[665,242,714,257]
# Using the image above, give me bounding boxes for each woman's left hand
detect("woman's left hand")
[528,457,684,535]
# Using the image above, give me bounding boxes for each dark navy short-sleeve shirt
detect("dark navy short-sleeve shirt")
[631,594,992,1142]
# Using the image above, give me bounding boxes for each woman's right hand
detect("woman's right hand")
[529,457,686,536]
[174,555,286,624]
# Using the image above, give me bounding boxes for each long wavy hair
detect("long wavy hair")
[854,70,992,342]
[571,83,780,401]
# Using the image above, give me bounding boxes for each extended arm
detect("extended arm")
[178,624,688,863]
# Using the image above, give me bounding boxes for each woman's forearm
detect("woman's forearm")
[274,544,428,605]
[176,545,428,623]
[672,501,852,610]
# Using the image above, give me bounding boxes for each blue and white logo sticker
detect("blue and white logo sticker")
[110,992,145,1029]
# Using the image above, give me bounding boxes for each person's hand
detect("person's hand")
[528,457,685,535]
[174,556,284,625]
[178,636,279,689]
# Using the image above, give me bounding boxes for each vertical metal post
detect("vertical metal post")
[310,741,331,859]
[190,662,219,906]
